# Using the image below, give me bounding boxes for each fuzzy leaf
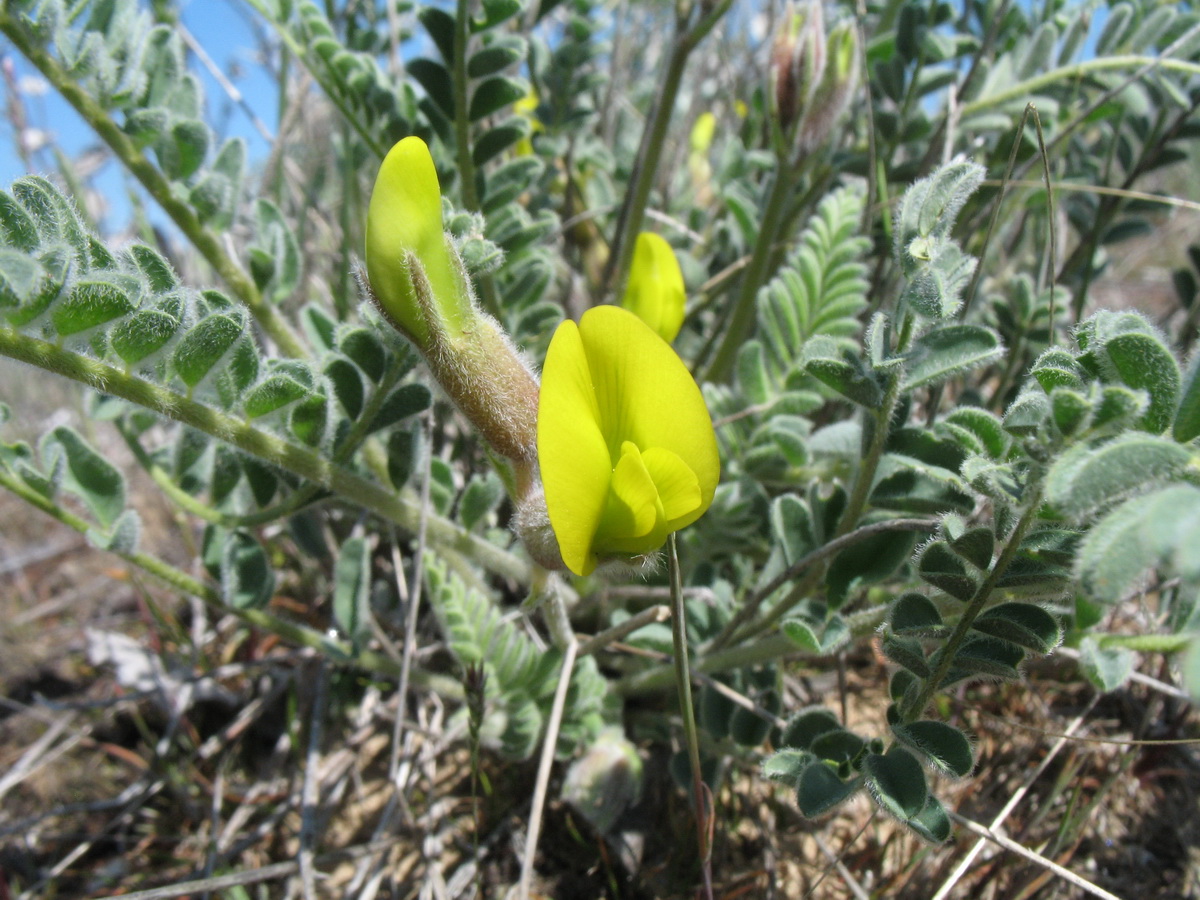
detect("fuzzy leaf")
[891,720,974,777]
[810,728,866,765]
[468,36,526,77]
[220,530,275,610]
[902,325,1003,391]
[974,602,1061,653]
[459,472,504,531]
[1075,485,1200,602]
[243,374,309,419]
[826,526,918,609]
[797,763,859,817]
[763,748,816,785]
[906,795,952,842]
[1078,635,1135,692]
[881,632,931,677]
[780,707,842,751]
[950,527,994,570]
[127,244,178,292]
[1100,331,1181,434]
[469,76,526,120]
[918,540,979,601]
[473,118,530,166]
[339,327,388,381]
[332,536,371,647]
[943,407,1008,458]
[0,191,40,251]
[52,279,137,336]
[1174,353,1200,443]
[889,592,943,634]
[173,313,245,388]
[1045,433,1192,521]
[324,357,364,419]
[42,426,125,527]
[368,383,432,434]
[864,747,928,820]
[939,634,1024,681]
[110,308,180,365]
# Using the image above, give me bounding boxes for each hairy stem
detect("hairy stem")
[901,487,1044,721]
[703,164,794,382]
[0,10,307,358]
[0,326,532,585]
[668,534,713,899]
[602,0,732,303]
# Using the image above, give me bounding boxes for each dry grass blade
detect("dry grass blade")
[516,624,578,900]
[931,696,1099,900]
[948,811,1125,900]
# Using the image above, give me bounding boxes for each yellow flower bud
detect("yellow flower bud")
[366,137,540,465]
[365,136,470,347]
[621,233,686,343]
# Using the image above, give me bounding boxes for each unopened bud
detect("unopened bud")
[796,21,860,154]
[365,137,540,466]
[366,137,470,348]
[621,232,686,343]
[770,2,825,137]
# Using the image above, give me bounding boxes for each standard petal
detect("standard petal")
[366,137,463,343]
[538,318,612,576]
[578,306,719,523]
[622,232,686,343]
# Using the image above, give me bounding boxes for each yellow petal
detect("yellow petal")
[537,318,612,576]
[621,232,686,343]
[641,446,702,525]
[366,137,465,345]
[579,306,719,530]
[689,112,716,154]
[597,441,660,542]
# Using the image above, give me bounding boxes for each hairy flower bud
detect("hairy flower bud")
[770,1,825,138]
[366,137,539,465]
[796,21,860,155]
[366,137,469,347]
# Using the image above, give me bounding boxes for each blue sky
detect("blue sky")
[0,0,281,231]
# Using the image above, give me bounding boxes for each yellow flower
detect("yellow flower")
[365,136,469,347]
[538,306,719,575]
[621,233,686,343]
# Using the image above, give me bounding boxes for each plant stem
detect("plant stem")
[958,55,1200,121]
[709,517,937,652]
[602,0,732,304]
[901,487,1044,721]
[715,314,917,648]
[0,326,532,586]
[517,607,577,900]
[0,11,306,359]
[0,466,458,690]
[667,533,713,900]
[702,163,794,382]
[241,0,389,160]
